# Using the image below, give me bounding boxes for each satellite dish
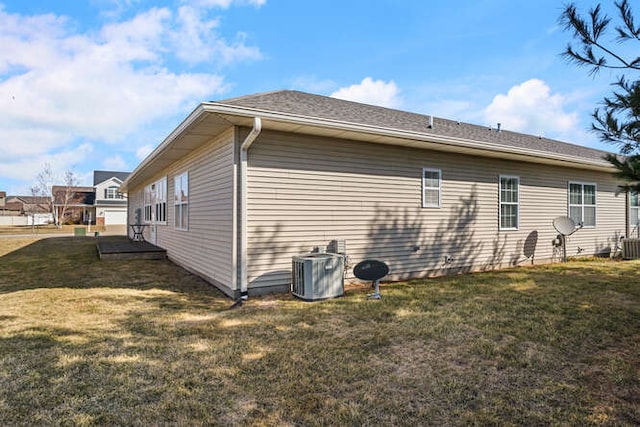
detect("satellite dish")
[553,216,577,236]
[552,216,583,262]
[353,259,389,300]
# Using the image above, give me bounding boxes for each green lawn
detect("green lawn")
[0,224,85,235]
[0,237,638,425]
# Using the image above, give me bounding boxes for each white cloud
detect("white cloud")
[0,143,94,188]
[330,77,402,109]
[136,144,154,160]
[0,4,259,188]
[484,79,578,138]
[189,0,266,9]
[172,6,261,65]
[103,155,128,170]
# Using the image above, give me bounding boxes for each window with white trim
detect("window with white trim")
[569,182,596,227]
[105,185,123,199]
[143,178,167,224]
[154,177,167,224]
[143,185,152,223]
[174,172,189,230]
[499,175,519,230]
[422,168,441,208]
[631,191,639,228]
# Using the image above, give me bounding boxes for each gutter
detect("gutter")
[238,117,262,300]
[201,103,616,173]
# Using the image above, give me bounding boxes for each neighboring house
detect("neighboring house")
[52,171,129,226]
[121,90,633,299]
[1,195,52,225]
[93,171,129,227]
[5,196,51,216]
[52,186,95,224]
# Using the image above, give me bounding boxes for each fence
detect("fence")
[0,214,52,226]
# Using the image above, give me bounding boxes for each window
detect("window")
[174,172,189,230]
[143,185,152,223]
[142,178,167,224]
[569,182,596,227]
[105,185,123,199]
[499,175,519,230]
[155,178,167,224]
[422,168,441,208]
[631,191,639,228]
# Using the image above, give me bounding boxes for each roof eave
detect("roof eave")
[202,102,616,173]
[123,102,616,191]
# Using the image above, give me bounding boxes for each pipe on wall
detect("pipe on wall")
[239,117,262,299]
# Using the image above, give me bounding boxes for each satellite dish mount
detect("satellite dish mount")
[353,260,389,299]
[553,216,583,262]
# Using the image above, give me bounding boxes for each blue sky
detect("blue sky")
[0,0,626,194]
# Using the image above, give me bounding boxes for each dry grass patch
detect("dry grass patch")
[0,237,639,425]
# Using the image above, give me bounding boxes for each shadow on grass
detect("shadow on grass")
[0,236,228,302]
[1,235,639,424]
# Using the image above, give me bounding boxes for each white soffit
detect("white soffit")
[125,102,615,191]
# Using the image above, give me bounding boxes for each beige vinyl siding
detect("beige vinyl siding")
[246,130,626,290]
[127,189,144,229]
[129,129,236,295]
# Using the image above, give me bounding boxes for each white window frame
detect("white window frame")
[630,191,639,230]
[499,175,519,230]
[568,181,597,228]
[174,172,189,230]
[154,177,167,225]
[422,168,442,208]
[105,185,122,199]
[143,185,152,223]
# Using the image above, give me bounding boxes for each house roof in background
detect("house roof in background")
[93,170,130,186]
[9,196,50,205]
[52,186,95,206]
[4,196,50,214]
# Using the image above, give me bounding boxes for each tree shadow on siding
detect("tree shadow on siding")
[593,231,624,258]
[247,223,293,290]
[484,229,539,270]
[363,186,483,279]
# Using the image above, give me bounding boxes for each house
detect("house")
[52,170,129,228]
[93,171,129,227]
[52,186,95,224]
[121,90,632,299]
[5,195,51,215]
[1,195,52,225]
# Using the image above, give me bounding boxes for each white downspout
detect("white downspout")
[239,117,262,300]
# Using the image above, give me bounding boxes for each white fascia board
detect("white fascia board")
[124,101,616,193]
[202,102,615,172]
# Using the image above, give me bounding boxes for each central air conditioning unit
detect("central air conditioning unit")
[291,253,344,301]
[622,238,640,259]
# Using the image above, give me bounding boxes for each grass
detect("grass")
[0,224,81,235]
[0,236,639,425]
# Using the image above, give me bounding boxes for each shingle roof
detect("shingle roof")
[216,90,610,163]
[52,186,95,205]
[93,170,130,186]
